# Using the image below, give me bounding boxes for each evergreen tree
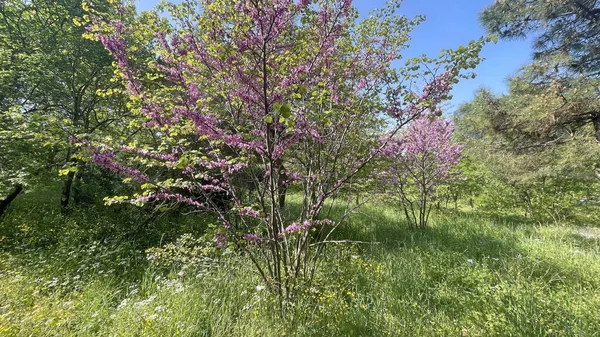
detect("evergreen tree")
[481,0,600,74]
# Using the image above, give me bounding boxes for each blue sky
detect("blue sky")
[135,0,533,111]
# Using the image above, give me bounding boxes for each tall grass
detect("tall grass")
[1,190,599,336]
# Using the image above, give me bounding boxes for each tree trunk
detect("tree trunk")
[278,184,287,209]
[61,170,76,209]
[0,184,23,218]
[72,173,84,205]
[591,112,600,142]
[72,165,89,205]
[275,158,287,209]
[61,146,80,210]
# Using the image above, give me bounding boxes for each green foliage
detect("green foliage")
[0,0,131,205]
[454,65,600,221]
[146,233,221,271]
[2,0,600,335]
[481,0,600,74]
[470,1,600,223]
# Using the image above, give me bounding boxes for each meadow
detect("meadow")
[3,0,600,336]
[1,187,599,337]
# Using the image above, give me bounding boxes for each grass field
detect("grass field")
[1,189,600,336]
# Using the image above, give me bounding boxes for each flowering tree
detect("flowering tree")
[380,117,462,228]
[81,0,484,303]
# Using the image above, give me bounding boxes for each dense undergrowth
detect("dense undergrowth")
[1,188,600,336]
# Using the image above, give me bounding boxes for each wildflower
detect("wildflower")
[116,298,129,311]
[243,233,262,244]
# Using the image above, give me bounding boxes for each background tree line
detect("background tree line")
[451,0,600,222]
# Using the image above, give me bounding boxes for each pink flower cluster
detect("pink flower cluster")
[279,219,334,238]
[215,232,228,248]
[91,152,149,182]
[239,207,260,218]
[89,0,468,255]
[243,233,262,244]
[380,116,462,191]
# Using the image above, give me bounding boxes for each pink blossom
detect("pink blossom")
[215,232,228,248]
[244,233,262,244]
[240,208,260,218]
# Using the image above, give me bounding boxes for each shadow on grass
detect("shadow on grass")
[319,205,600,335]
[329,204,599,287]
[331,206,522,258]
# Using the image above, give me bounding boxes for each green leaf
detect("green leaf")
[176,157,190,169]
[58,169,71,176]
[280,104,291,118]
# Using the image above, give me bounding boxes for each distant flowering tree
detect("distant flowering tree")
[81,0,484,303]
[380,117,462,228]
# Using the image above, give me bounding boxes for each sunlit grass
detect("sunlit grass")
[1,192,599,336]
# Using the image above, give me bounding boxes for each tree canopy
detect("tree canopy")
[481,0,600,74]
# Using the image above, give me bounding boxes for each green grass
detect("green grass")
[1,191,600,336]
